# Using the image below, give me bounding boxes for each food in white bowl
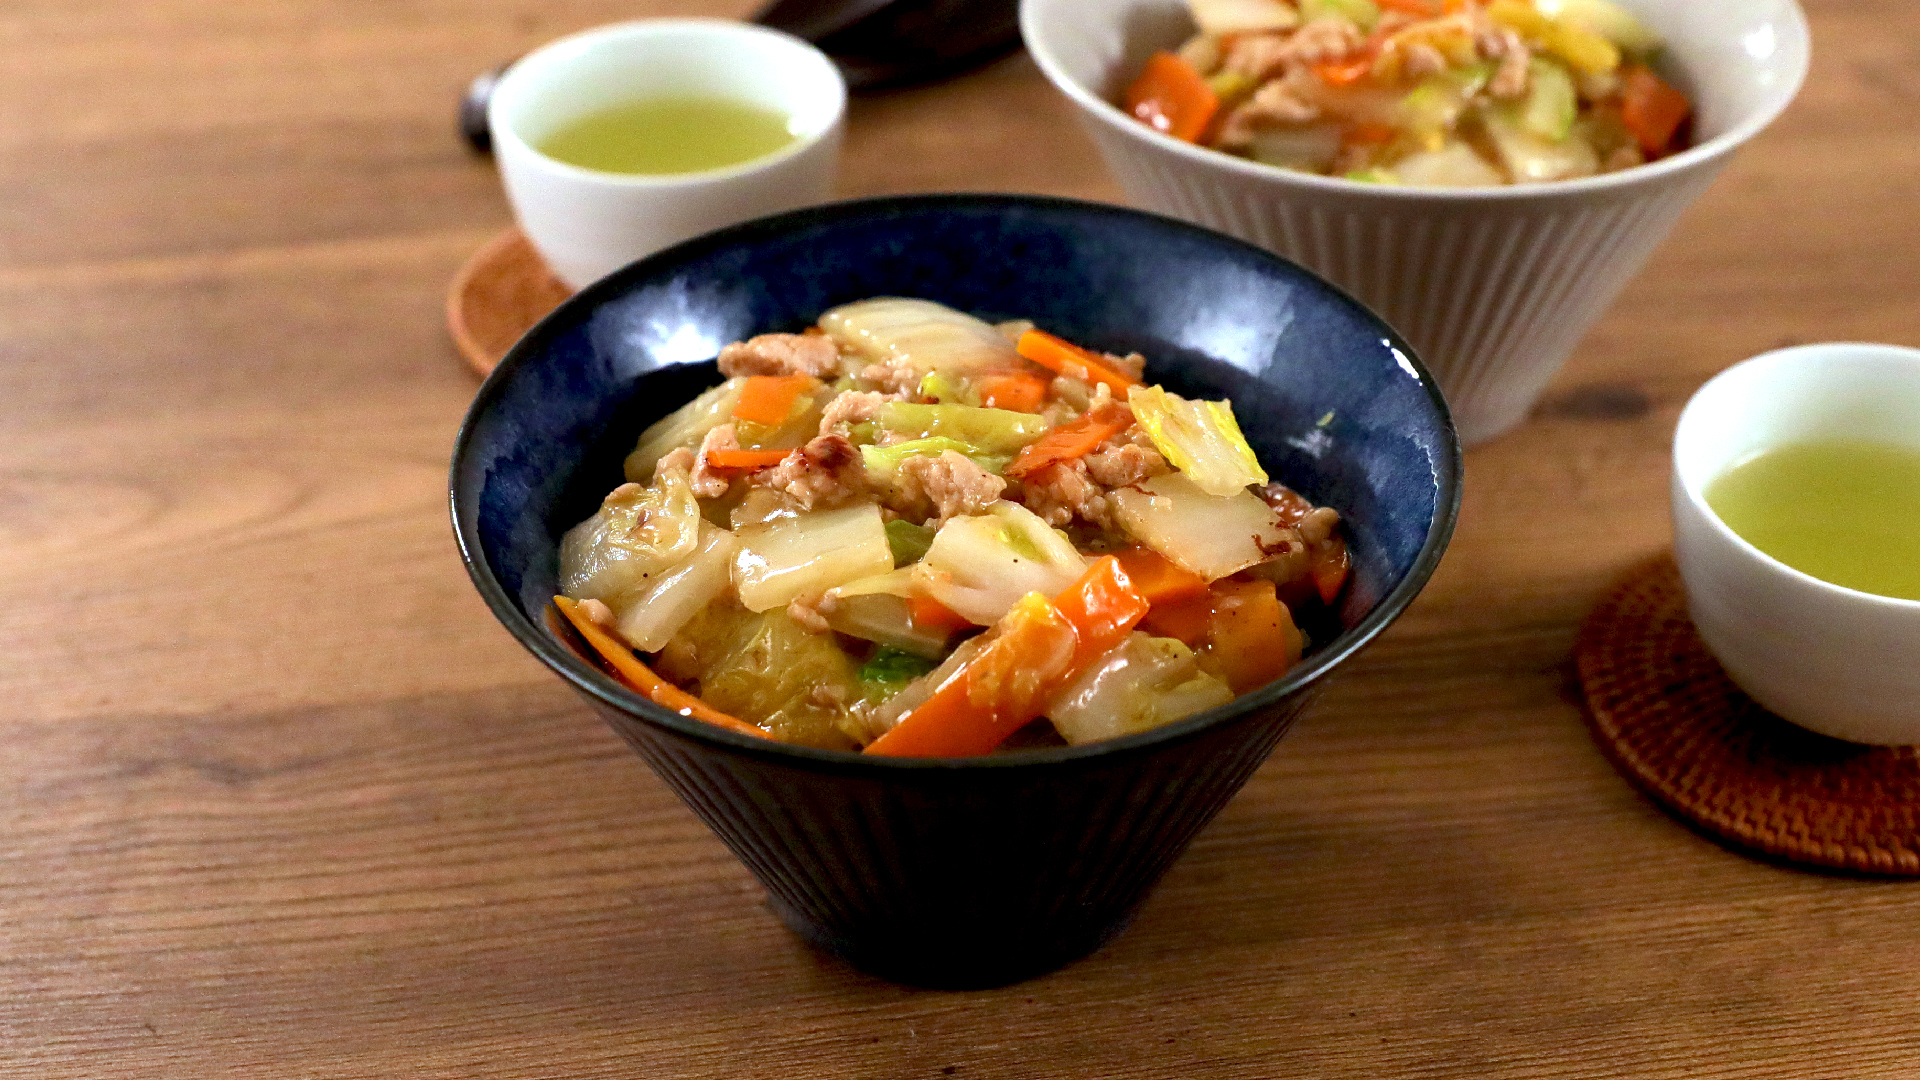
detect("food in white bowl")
[551,298,1352,756]
[1122,0,1693,185]
[1671,343,1920,746]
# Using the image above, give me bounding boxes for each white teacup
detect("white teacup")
[488,19,847,290]
[1671,343,1920,745]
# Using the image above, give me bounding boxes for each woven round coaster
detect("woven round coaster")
[446,227,574,378]
[1576,553,1920,876]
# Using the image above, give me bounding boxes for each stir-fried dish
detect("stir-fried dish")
[1124,0,1692,185]
[552,299,1349,756]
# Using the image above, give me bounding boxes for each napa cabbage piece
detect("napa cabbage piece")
[1110,472,1294,581]
[874,402,1049,454]
[683,608,863,751]
[1128,385,1268,497]
[1189,0,1299,34]
[861,437,1011,483]
[818,298,1020,379]
[731,502,893,612]
[1044,633,1234,745]
[1299,0,1378,31]
[885,518,936,566]
[609,521,741,652]
[1392,141,1506,187]
[623,379,745,483]
[1536,0,1661,54]
[912,501,1088,625]
[559,469,701,606]
[823,568,952,658]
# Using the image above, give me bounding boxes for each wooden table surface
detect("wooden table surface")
[5,0,1917,1075]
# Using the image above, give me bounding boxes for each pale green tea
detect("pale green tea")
[537,96,796,175]
[1705,439,1920,601]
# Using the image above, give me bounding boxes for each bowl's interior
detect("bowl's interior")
[452,195,1459,759]
[1022,0,1808,168]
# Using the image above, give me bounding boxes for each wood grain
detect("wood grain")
[4,0,1920,1076]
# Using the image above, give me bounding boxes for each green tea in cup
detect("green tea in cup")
[537,96,798,175]
[1705,439,1920,601]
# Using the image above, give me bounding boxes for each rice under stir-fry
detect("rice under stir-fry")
[553,298,1349,756]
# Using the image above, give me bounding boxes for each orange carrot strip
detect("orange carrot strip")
[866,557,1149,757]
[1005,402,1135,480]
[1123,51,1219,144]
[1015,329,1139,399]
[1113,546,1209,607]
[1342,121,1398,147]
[1377,0,1440,14]
[733,375,814,427]
[1620,63,1691,156]
[1310,536,1352,605]
[909,595,976,635]
[1050,555,1154,672]
[1315,57,1376,88]
[975,372,1050,413]
[1140,591,1213,647]
[703,447,794,474]
[1196,579,1302,694]
[552,596,768,739]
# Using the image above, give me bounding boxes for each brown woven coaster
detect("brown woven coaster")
[446,227,574,378]
[1576,553,1920,876]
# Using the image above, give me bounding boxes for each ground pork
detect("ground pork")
[817,390,891,435]
[858,358,922,396]
[786,591,836,635]
[716,332,842,379]
[1217,72,1324,146]
[1084,442,1169,488]
[897,450,1006,523]
[1017,461,1114,530]
[653,446,696,483]
[1482,27,1531,99]
[756,433,865,511]
[1223,18,1362,82]
[689,424,739,498]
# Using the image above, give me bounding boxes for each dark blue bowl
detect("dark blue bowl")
[452,194,1459,987]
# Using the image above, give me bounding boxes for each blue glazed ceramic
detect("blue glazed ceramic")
[452,194,1460,987]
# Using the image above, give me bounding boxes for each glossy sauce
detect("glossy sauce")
[1705,439,1920,601]
[537,96,796,175]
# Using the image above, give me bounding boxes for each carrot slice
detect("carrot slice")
[1620,63,1691,156]
[1123,51,1219,144]
[1377,0,1440,14]
[1194,579,1303,694]
[1342,121,1397,147]
[1140,591,1213,647]
[1113,546,1209,607]
[909,595,976,635]
[1015,329,1139,399]
[1310,536,1351,605]
[1004,402,1135,480]
[703,447,793,474]
[866,557,1150,758]
[1315,57,1376,88]
[975,372,1050,413]
[733,375,814,427]
[552,596,768,739]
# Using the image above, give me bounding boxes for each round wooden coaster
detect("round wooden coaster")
[446,227,574,378]
[1576,553,1920,875]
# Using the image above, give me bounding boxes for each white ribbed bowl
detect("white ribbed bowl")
[1022,0,1809,444]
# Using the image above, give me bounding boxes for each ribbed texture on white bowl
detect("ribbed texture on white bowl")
[1087,122,1725,443]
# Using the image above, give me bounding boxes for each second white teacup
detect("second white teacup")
[1672,343,1920,745]
[489,19,847,290]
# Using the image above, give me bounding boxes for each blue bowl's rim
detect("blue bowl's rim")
[451,192,1462,775]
